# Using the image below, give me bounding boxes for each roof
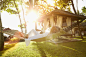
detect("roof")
[37,9,86,22]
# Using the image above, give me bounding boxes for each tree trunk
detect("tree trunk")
[29,0,34,10]
[0,12,4,51]
[76,0,79,14]
[13,0,23,32]
[21,0,27,33]
[71,0,77,14]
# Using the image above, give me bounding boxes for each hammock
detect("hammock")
[24,18,84,46]
[25,27,64,46]
[25,29,49,46]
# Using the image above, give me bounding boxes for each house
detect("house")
[36,8,86,39]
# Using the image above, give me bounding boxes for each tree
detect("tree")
[21,0,27,33]
[0,0,25,33]
[34,0,75,14]
[0,0,24,51]
[0,12,4,51]
[0,0,4,51]
[13,0,23,33]
[0,0,19,14]
[60,0,77,14]
[71,0,76,14]
[24,0,76,16]
[54,0,77,14]
[54,0,70,10]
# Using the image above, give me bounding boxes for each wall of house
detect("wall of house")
[40,15,72,33]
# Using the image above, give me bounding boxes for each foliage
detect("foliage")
[6,9,18,14]
[0,0,21,14]
[18,23,26,28]
[82,6,86,15]
[0,0,73,16]
[1,0,27,33]
[24,0,72,16]
[54,0,71,10]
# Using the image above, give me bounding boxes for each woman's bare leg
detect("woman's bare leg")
[28,29,39,37]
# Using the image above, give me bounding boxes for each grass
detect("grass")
[0,36,86,57]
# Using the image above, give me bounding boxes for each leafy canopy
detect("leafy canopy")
[0,0,21,14]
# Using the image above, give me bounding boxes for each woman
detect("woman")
[13,29,49,46]
[14,26,60,46]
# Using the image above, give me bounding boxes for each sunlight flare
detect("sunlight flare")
[47,0,54,6]
[26,10,38,22]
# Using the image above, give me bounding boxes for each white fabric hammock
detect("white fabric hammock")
[25,29,49,46]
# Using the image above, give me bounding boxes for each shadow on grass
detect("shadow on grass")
[32,42,61,57]
[36,42,47,57]
[0,43,17,56]
[32,38,86,57]
[74,36,86,39]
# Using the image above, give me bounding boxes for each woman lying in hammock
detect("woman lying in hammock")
[14,29,49,39]
[13,29,50,46]
[14,26,60,46]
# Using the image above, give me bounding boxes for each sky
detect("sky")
[1,12,20,30]
[72,0,86,13]
[1,0,86,32]
[1,11,36,33]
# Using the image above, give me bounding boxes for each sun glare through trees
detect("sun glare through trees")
[25,10,38,22]
[46,0,55,6]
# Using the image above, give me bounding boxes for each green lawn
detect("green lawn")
[0,37,86,57]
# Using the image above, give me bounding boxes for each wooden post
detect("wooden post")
[82,26,85,36]
[0,12,4,51]
[71,20,75,37]
[71,19,73,37]
[77,20,83,39]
